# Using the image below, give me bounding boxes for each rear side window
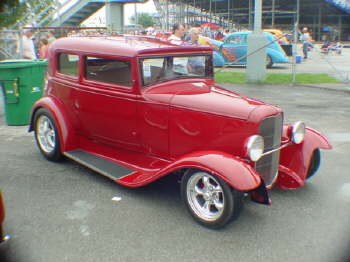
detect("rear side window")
[85,57,132,87]
[58,53,79,76]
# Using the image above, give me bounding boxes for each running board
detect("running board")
[64,150,135,181]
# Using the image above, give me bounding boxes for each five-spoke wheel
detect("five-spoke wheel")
[34,108,62,161]
[181,169,243,229]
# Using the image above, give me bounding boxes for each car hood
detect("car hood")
[144,80,279,120]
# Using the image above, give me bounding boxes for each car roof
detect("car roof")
[50,36,213,57]
[227,31,274,39]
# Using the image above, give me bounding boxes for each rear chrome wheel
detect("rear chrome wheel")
[34,108,62,161]
[181,169,243,229]
[37,115,56,154]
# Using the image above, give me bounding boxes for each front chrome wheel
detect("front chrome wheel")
[36,115,56,153]
[181,169,243,229]
[187,172,225,221]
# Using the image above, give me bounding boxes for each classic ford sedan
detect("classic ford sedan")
[29,36,331,228]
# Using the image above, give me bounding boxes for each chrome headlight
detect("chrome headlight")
[291,121,305,144]
[246,135,264,162]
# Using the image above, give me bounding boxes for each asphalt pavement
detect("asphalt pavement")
[0,82,349,262]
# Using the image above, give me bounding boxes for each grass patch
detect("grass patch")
[215,72,340,84]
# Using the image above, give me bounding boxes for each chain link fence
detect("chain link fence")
[1,27,349,85]
[0,30,23,60]
[0,27,109,60]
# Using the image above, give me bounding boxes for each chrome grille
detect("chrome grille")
[255,113,283,186]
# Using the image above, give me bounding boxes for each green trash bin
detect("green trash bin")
[0,59,47,126]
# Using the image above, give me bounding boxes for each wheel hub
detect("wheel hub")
[36,115,56,153]
[186,172,225,221]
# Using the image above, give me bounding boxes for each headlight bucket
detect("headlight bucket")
[246,135,264,162]
[291,121,305,144]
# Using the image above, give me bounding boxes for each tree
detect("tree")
[129,12,156,28]
[0,0,26,28]
[0,0,56,28]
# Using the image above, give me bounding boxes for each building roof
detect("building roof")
[325,0,350,14]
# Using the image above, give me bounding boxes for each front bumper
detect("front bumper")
[0,234,10,244]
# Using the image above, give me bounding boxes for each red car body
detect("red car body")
[29,36,331,228]
[0,191,9,244]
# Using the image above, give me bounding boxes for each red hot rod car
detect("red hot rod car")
[29,36,331,228]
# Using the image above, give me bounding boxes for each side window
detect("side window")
[227,36,242,44]
[85,57,132,87]
[58,53,79,77]
[142,58,165,86]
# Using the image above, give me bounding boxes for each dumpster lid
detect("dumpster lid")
[0,59,47,69]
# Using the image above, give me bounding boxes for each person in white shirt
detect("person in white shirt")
[168,23,185,45]
[22,29,37,59]
[300,27,311,59]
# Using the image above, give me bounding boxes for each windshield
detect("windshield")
[140,54,213,87]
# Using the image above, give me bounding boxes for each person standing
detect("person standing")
[168,23,185,44]
[300,27,311,59]
[39,38,49,59]
[47,31,56,45]
[22,29,37,59]
[188,27,200,45]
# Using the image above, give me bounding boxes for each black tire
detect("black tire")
[33,108,62,162]
[181,169,243,229]
[266,55,273,68]
[306,149,321,179]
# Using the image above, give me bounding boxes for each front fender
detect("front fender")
[28,96,78,152]
[118,151,262,191]
[276,126,332,189]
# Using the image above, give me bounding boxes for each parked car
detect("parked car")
[263,29,293,56]
[0,191,10,245]
[263,29,289,44]
[29,36,331,228]
[204,31,289,68]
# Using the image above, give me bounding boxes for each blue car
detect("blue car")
[208,32,289,68]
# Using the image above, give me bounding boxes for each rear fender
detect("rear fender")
[277,126,332,189]
[28,97,77,152]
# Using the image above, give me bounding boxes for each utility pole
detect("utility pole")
[292,0,300,83]
[209,0,212,23]
[166,0,169,31]
[246,0,267,83]
[249,0,253,30]
[134,3,138,25]
[272,0,275,28]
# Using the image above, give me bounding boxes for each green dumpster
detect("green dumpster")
[0,59,47,125]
